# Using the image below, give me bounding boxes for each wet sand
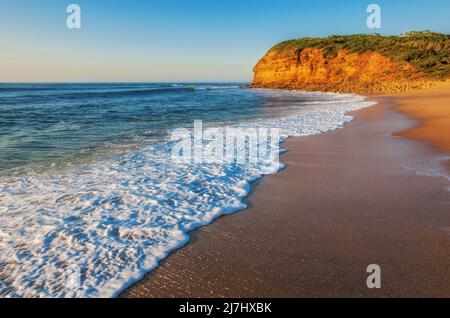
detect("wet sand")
[393,80,450,153]
[121,98,450,298]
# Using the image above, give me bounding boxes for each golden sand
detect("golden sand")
[122,102,450,298]
[391,80,450,153]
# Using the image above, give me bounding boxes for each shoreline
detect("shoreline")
[121,89,450,297]
[0,86,377,298]
[390,80,450,153]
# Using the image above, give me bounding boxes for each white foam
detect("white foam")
[401,155,450,191]
[0,91,376,297]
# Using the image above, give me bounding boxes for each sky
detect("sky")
[1,0,449,82]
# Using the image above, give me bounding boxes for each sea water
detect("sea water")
[0,83,376,297]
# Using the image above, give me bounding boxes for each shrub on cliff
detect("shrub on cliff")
[272,32,450,78]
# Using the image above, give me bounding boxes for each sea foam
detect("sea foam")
[0,91,376,297]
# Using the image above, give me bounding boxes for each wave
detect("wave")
[15,86,196,100]
[0,91,376,298]
[195,85,243,91]
[0,84,243,99]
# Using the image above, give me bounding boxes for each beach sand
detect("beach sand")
[393,80,450,153]
[121,88,450,298]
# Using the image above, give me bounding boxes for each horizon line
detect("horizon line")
[0,81,251,84]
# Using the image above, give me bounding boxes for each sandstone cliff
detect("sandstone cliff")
[252,32,450,93]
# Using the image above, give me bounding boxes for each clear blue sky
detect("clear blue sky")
[1,0,449,82]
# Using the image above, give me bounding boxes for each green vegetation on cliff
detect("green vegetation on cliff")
[272,31,450,78]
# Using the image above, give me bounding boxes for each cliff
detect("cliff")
[251,32,450,93]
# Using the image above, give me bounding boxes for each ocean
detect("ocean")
[0,83,375,297]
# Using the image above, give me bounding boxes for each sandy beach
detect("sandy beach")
[121,85,450,298]
[3,0,450,301]
[394,80,450,153]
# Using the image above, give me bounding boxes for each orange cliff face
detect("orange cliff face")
[252,48,435,93]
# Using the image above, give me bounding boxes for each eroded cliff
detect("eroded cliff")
[252,33,450,93]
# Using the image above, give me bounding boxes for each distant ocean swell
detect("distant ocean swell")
[0,85,376,297]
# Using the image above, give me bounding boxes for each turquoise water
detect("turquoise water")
[0,83,376,297]
[0,83,306,173]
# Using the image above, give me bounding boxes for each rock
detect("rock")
[251,47,439,93]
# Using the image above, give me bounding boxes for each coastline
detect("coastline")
[390,80,450,153]
[121,88,450,298]
[0,85,377,298]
